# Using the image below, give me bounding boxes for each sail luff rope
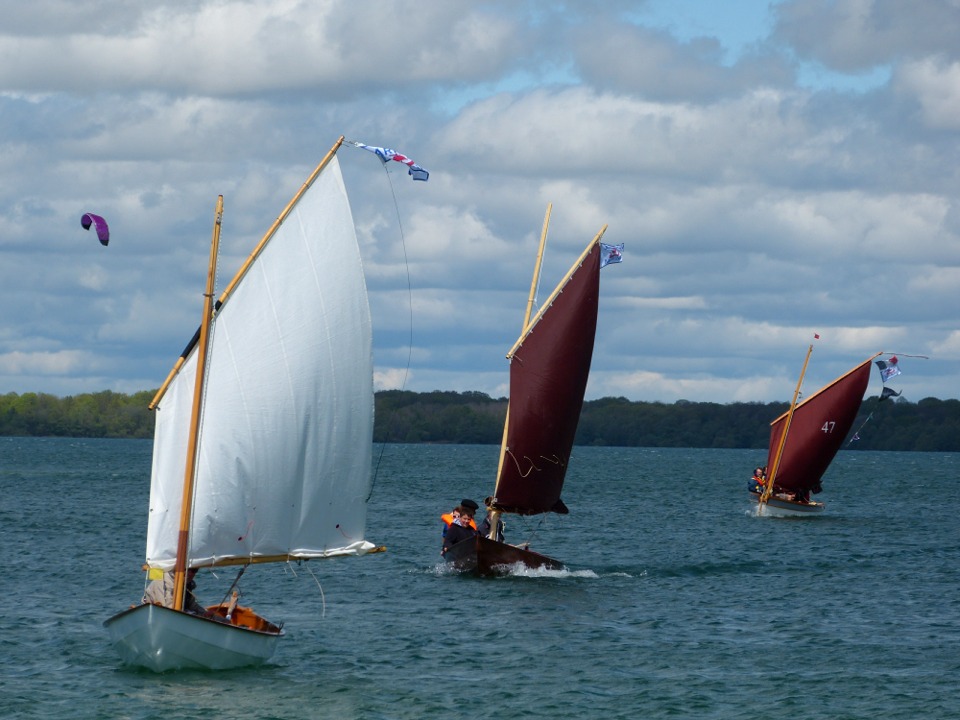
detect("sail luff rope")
[368,158,415,502]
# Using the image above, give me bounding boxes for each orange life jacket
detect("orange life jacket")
[440,512,476,530]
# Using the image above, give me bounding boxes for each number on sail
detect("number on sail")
[821,421,836,433]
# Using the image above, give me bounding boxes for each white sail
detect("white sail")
[146,155,375,569]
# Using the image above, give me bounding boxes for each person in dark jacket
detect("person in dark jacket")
[441,500,478,555]
[478,497,505,543]
[440,500,477,540]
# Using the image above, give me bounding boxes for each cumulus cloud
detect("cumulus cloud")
[0,0,956,403]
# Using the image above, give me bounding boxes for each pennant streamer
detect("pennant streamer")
[347,140,429,181]
[879,386,902,401]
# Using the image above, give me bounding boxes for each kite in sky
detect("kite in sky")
[80,213,110,246]
[346,140,429,181]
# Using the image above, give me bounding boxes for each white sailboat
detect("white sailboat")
[104,137,382,671]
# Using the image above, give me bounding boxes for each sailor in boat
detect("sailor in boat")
[141,568,221,620]
[748,466,766,494]
[477,497,505,543]
[440,499,478,541]
[441,501,479,556]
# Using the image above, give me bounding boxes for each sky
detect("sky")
[1,0,957,405]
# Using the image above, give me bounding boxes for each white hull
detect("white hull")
[754,494,825,517]
[104,604,282,672]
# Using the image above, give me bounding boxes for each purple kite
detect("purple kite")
[81,212,110,246]
[346,140,429,181]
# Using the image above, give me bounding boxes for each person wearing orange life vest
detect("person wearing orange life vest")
[441,500,479,556]
[748,466,766,495]
[440,499,478,539]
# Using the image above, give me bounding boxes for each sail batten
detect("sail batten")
[146,153,374,570]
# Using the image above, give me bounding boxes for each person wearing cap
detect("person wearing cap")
[441,499,479,555]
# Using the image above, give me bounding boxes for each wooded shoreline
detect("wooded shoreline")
[1,389,957,451]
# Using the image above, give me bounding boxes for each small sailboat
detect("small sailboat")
[444,205,611,575]
[105,138,382,671]
[752,345,883,517]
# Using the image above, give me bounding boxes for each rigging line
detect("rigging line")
[368,162,415,503]
[523,513,551,547]
[505,449,538,477]
[215,564,247,608]
[302,562,327,619]
[848,411,874,445]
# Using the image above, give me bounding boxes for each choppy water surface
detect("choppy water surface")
[1,438,957,719]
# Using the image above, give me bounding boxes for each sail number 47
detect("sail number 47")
[821,421,836,433]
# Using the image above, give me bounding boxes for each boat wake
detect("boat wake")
[497,563,599,579]
[430,561,612,579]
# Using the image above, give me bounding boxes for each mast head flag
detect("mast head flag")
[600,242,624,268]
[346,140,429,181]
[875,355,901,383]
[80,213,109,246]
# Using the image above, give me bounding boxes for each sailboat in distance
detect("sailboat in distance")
[443,205,616,575]
[104,137,383,671]
[752,345,883,517]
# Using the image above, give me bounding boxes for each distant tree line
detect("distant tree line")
[1,389,957,451]
[374,390,960,451]
[0,390,157,439]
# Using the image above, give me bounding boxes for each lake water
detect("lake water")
[1,438,957,719]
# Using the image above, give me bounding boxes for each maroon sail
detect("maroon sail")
[493,243,601,516]
[766,357,874,495]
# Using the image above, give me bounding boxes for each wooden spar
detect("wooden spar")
[491,205,553,509]
[218,136,344,301]
[152,546,389,571]
[505,224,607,360]
[149,136,346,410]
[766,351,885,427]
[760,343,813,506]
[522,203,552,332]
[172,195,223,612]
[149,357,185,410]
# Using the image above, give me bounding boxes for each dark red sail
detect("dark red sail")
[493,243,601,516]
[766,357,874,495]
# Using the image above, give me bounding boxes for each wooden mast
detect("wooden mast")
[759,342,814,508]
[172,195,223,611]
[489,204,552,536]
[522,203,552,333]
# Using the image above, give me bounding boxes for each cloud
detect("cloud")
[894,58,960,130]
[773,0,960,71]
[0,0,956,404]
